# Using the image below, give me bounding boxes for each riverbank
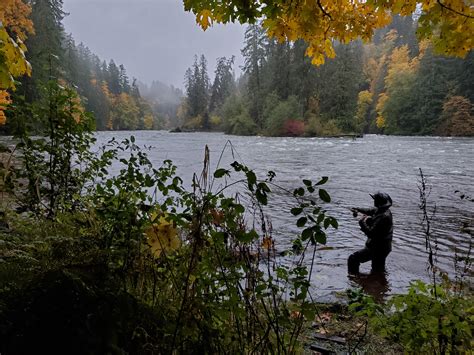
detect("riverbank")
[0,267,403,354]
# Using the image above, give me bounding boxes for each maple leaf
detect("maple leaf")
[196,9,213,31]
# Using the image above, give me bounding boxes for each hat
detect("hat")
[370,192,392,209]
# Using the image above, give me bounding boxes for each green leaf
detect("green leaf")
[258,182,271,192]
[234,204,245,214]
[303,179,312,187]
[324,217,331,229]
[247,170,257,186]
[315,231,327,244]
[293,187,305,196]
[214,168,229,178]
[212,231,227,244]
[256,190,267,205]
[291,207,303,216]
[297,216,308,227]
[237,229,259,243]
[301,227,313,240]
[315,176,329,185]
[317,213,325,224]
[319,188,331,203]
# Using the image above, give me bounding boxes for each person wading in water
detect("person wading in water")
[348,192,393,274]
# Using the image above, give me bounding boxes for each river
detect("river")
[96,131,473,301]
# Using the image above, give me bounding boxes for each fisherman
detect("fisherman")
[348,192,393,274]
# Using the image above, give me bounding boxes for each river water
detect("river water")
[97,131,473,301]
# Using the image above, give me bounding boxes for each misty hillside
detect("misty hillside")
[138,81,184,128]
[138,80,184,106]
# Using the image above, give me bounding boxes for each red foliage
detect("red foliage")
[283,120,305,136]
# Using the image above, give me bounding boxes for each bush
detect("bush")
[305,114,342,136]
[351,280,473,354]
[283,119,305,136]
[221,94,257,135]
[263,94,301,136]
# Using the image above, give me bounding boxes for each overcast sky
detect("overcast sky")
[62,0,246,89]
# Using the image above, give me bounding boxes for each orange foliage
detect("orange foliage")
[0,0,34,40]
[0,90,12,125]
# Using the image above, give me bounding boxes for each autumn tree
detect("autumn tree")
[0,0,34,124]
[184,0,474,64]
[378,45,420,134]
[437,95,474,136]
[110,93,140,130]
[354,90,373,134]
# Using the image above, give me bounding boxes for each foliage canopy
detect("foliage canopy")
[184,0,474,64]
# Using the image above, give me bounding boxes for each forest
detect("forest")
[179,16,474,136]
[0,0,167,133]
[1,1,473,137]
[0,0,473,354]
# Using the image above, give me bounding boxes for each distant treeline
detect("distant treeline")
[180,15,473,136]
[3,0,166,133]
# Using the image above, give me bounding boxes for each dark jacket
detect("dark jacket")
[357,207,393,250]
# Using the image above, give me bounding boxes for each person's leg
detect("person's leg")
[348,248,372,274]
[371,246,391,273]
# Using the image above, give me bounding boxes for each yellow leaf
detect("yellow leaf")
[196,9,213,31]
[145,215,180,258]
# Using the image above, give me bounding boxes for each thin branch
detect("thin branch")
[437,0,474,19]
[317,0,332,20]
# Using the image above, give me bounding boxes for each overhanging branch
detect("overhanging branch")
[437,0,474,19]
[317,0,332,20]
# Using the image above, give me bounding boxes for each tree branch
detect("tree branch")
[437,0,474,19]
[317,0,332,20]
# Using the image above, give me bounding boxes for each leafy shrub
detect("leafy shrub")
[221,94,257,135]
[263,93,301,136]
[283,119,305,136]
[305,114,341,136]
[351,280,473,354]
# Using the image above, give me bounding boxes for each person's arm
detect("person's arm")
[353,207,377,216]
[359,213,390,239]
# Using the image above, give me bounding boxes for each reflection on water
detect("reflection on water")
[94,131,474,301]
[348,272,391,303]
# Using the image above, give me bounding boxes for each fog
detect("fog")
[62,0,246,89]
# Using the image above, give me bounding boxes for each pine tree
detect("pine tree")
[241,24,267,129]
[21,0,66,101]
[209,56,235,114]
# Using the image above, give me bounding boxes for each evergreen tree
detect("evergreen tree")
[119,64,131,94]
[183,55,210,128]
[209,56,235,114]
[107,60,121,95]
[410,47,460,134]
[318,41,364,132]
[20,0,66,101]
[241,24,267,129]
